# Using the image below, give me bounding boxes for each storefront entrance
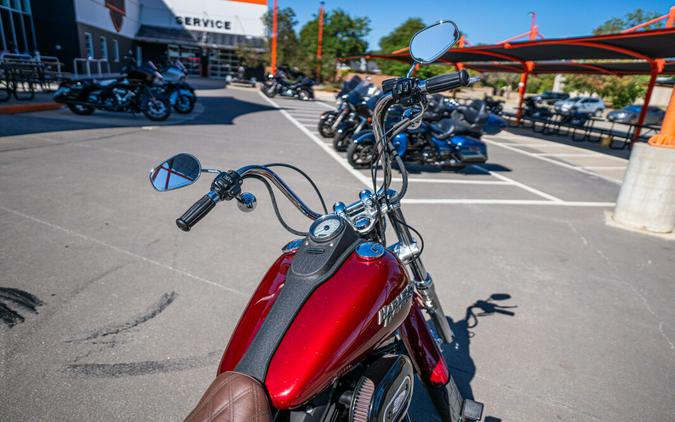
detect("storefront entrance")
[167,44,202,77]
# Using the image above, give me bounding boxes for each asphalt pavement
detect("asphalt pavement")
[1,85,674,422]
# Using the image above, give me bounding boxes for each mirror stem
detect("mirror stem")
[406,61,418,78]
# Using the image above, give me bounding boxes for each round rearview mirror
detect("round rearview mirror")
[149,153,201,192]
[409,20,460,64]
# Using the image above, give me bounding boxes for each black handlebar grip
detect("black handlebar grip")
[425,70,470,94]
[176,194,216,232]
[381,78,398,94]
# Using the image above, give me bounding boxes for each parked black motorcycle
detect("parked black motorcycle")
[261,67,314,100]
[332,80,382,151]
[483,95,504,115]
[317,76,365,138]
[160,61,197,114]
[53,61,170,121]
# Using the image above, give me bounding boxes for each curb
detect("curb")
[0,102,63,115]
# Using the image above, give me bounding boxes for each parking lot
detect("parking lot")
[1,85,674,421]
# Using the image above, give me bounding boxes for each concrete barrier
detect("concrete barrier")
[613,142,675,233]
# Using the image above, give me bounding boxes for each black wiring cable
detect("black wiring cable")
[248,175,308,237]
[263,162,328,213]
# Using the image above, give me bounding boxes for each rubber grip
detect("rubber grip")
[176,194,216,232]
[425,70,470,94]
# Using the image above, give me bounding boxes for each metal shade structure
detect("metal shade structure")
[463,60,675,76]
[341,14,675,140]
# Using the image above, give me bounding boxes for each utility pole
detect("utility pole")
[316,2,325,81]
[271,0,278,74]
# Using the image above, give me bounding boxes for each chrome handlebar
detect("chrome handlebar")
[236,165,323,221]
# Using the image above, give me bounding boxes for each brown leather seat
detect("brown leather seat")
[184,371,273,422]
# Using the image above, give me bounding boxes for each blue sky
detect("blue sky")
[274,0,673,49]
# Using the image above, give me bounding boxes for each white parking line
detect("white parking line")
[483,137,623,185]
[583,166,626,170]
[473,165,564,203]
[383,177,511,185]
[258,92,370,186]
[402,199,615,206]
[261,92,615,207]
[533,153,596,157]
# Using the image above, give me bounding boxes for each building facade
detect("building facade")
[29,0,267,76]
[0,0,38,54]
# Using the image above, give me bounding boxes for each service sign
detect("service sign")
[141,0,267,37]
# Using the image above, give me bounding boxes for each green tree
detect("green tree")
[235,44,266,69]
[262,7,300,67]
[563,8,661,107]
[298,9,370,81]
[376,18,425,76]
[374,18,455,78]
[593,8,661,34]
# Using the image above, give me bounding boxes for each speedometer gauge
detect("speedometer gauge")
[309,215,345,242]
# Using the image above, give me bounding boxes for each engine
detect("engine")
[349,354,414,422]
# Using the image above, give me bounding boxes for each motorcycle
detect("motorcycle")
[317,76,367,138]
[261,68,314,101]
[332,81,382,151]
[483,95,504,115]
[160,60,197,114]
[149,21,484,422]
[347,98,492,170]
[53,61,171,121]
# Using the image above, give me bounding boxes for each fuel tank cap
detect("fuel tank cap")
[355,242,385,260]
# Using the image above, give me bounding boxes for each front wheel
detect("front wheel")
[318,112,337,138]
[347,142,374,169]
[262,84,277,98]
[141,95,171,121]
[333,130,351,152]
[67,103,95,115]
[297,88,312,101]
[173,94,195,114]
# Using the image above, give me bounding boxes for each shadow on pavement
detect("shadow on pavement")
[0,95,277,137]
[445,294,517,420]
[398,162,513,175]
[505,127,631,160]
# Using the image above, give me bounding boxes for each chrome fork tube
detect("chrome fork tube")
[389,206,454,344]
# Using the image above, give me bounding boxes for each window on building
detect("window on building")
[21,0,30,13]
[112,39,119,62]
[99,36,108,60]
[84,32,94,58]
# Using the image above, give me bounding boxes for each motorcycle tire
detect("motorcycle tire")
[67,104,95,115]
[262,85,277,98]
[173,94,195,114]
[297,88,312,101]
[333,130,351,152]
[346,142,374,169]
[141,96,171,121]
[318,113,337,138]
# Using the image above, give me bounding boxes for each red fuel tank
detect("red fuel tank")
[218,244,411,410]
[218,251,294,373]
[266,249,410,409]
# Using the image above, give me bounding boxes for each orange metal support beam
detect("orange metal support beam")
[634,59,665,143]
[648,83,675,148]
[271,0,278,74]
[316,2,325,81]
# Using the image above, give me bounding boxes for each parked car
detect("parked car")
[554,96,605,116]
[533,91,569,105]
[607,105,664,126]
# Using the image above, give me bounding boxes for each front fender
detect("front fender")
[353,130,375,145]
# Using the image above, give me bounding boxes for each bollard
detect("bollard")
[613,87,675,234]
